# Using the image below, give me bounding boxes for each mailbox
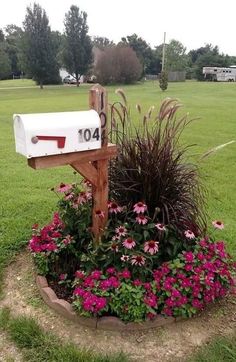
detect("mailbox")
[13,110,101,158]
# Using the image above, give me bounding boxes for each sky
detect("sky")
[1,0,236,55]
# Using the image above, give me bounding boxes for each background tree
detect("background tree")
[120,34,153,75]
[0,29,11,79]
[159,70,168,91]
[4,25,23,76]
[92,36,114,50]
[22,3,60,88]
[165,39,187,71]
[95,45,142,84]
[62,5,93,85]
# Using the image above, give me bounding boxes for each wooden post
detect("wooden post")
[89,85,109,241]
[27,84,116,244]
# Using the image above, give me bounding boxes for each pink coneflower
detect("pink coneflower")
[112,235,120,241]
[64,193,74,201]
[56,183,72,193]
[121,255,130,262]
[136,215,148,225]
[110,243,119,252]
[184,230,195,239]
[95,210,105,219]
[212,220,224,230]
[82,179,92,188]
[122,237,136,249]
[76,191,91,204]
[59,273,67,281]
[155,223,166,231]
[115,225,127,236]
[131,255,146,266]
[133,202,147,214]
[144,240,159,255]
[108,201,122,214]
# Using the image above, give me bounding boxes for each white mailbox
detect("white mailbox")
[13,110,101,158]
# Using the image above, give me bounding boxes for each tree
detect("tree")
[92,36,114,50]
[62,5,93,85]
[95,46,142,85]
[165,39,187,71]
[4,24,23,76]
[22,3,60,88]
[120,34,153,75]
[0,44,11,79]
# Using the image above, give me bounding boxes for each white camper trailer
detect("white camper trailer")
[203,66,236,82]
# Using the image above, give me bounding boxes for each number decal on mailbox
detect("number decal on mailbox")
[78,128,100,143]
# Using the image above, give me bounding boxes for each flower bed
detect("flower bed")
[28,95,236,326]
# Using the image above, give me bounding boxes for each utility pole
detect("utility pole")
[162,32,166,71]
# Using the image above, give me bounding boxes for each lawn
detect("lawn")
[0,79,235,361]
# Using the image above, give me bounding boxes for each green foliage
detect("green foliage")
[62,5,93,83]
[189,335,236,362]
[4,24,23,75]
[22,3,61,87]
[159,70,168,90]
[0,43,11,79]
[165,39,188,71]
[0,309,128,362]
[110,282,147,322]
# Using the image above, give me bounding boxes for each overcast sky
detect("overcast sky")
[1,0,236,55]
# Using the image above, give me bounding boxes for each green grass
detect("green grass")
[0,308,128,362]
[188,334,236,362]
[0,79,36,88]
[0,78,235,361]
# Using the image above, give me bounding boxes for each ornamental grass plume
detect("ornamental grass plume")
[109,92,207,251]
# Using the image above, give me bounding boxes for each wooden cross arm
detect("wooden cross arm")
[28,143,117,170]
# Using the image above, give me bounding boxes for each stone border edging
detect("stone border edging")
[36,275,236,331]
[36,275,177,330]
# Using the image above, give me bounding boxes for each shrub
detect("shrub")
[94,45,142,84]
[159,70,168,91]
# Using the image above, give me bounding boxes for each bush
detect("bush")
[94,45,142,84]
[159,70,168,91]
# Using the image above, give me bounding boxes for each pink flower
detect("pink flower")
[121,255,130,262]
[184,251,194,263]
[76,191,91,204]
[121,269,131,279]
[115,226,127,236]
[106,267,116,274]
[212,220,224,230]
[108,276,120,288]
[184,230,195,239]
[136,215,148,225]
[64,193,74,201]
[95,210,105,219]
[90,270,102,280]
[110,243,119,252]
[75,270,85,279]
[99,279,112,290]
[131,255,146,266]
[146,312,156,320]
[123,238,136,249]
[59,273,67,281]
[56,183,72,193]
[133,279,142,286]
[144,293,157,307]
[155,223,166,231]
[192,299,203,309]
[144,240,159,255]
[133,202,147,214]
[108,201,122,214]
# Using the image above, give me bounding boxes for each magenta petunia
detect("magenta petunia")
[133,202,147,214]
